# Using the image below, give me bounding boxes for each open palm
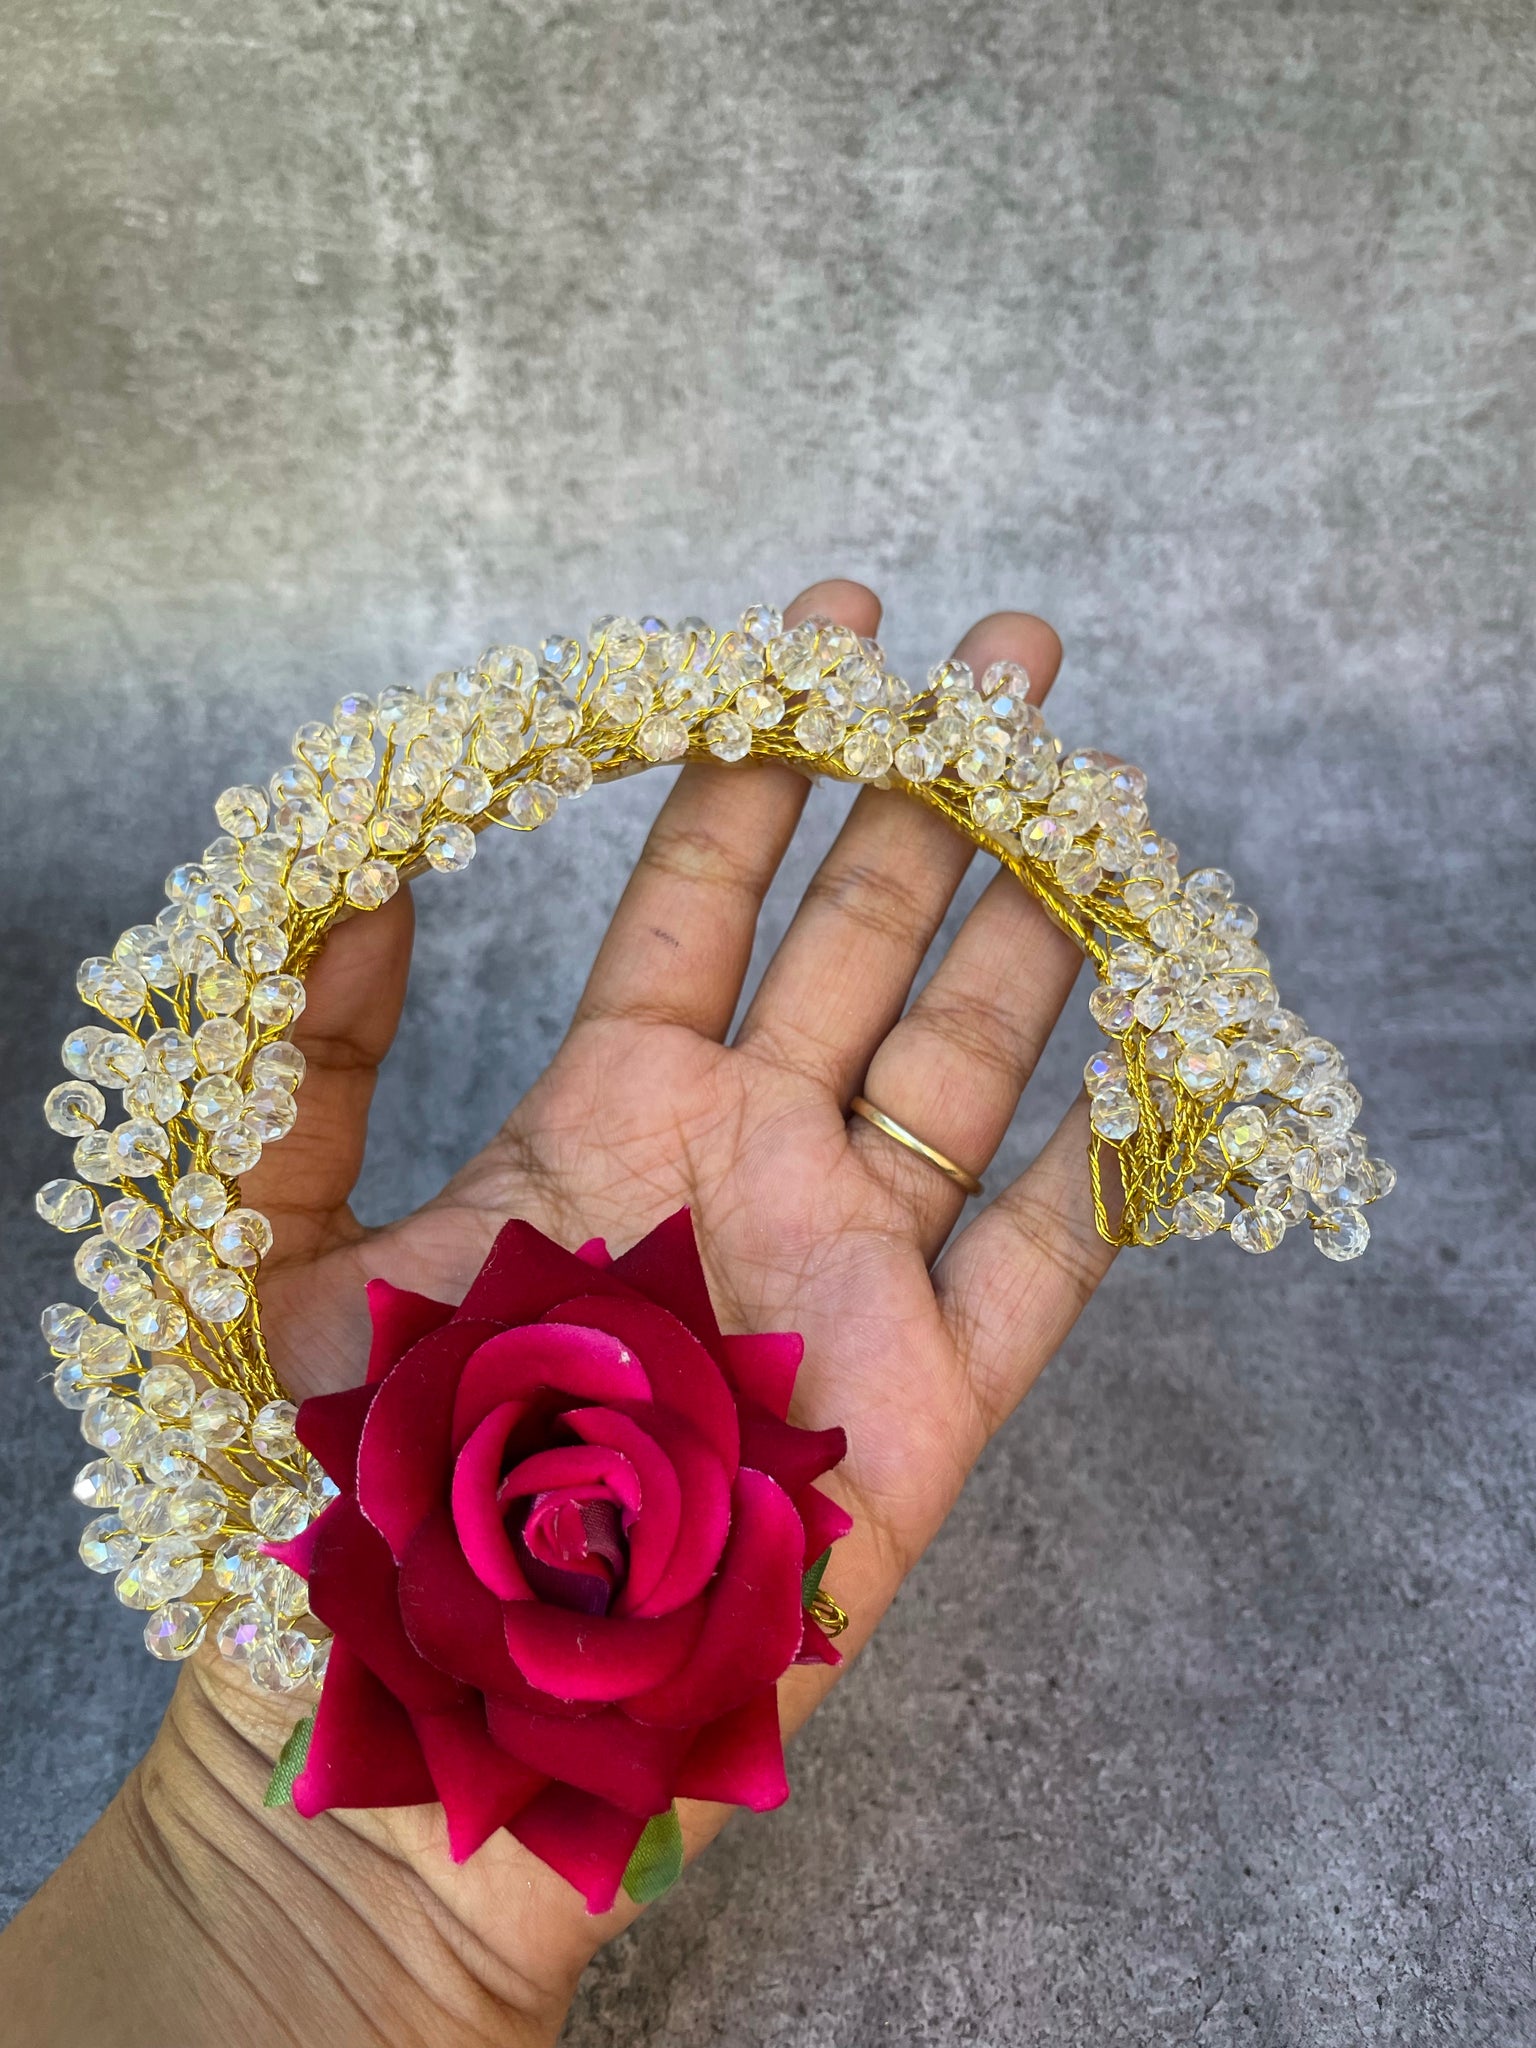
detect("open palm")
[213,579,1117,2015]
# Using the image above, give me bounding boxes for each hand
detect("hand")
[1,581,1117,2047]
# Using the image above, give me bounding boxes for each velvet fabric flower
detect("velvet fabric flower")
[270,1208,851,1912]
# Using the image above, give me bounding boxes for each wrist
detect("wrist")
[0,1659,581,2048]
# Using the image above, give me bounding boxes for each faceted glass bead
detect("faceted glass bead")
[1173,1190,1226,1239]
[1170,994,1224,1040]
[287,857,338,909]
[1084,1047,1127,1091]
[189,1269,248,1323]
[345,859,400,909]
[1313,1206,1370,1260]
[210,1207,273,1268]
[196,961,249,1018]
[535,748,587,798]
[248,1629,317,1694]
[145,1027,197,1080]
[109,1118,171,1178]
[72,1132,118,1185]
[1107,943,1154,993]
[636,711,688,762]
[195,1017,247,1073]
[100,1198,160,1253]
[214,785,270,839]
[1088,986,1135,1035]
[737,682,785,728]
[1089,1088,1140,1143]
[45,1081,106,1137]
[145,1602,205,1660]
[78,956,149,1020]
[162,1236,217,1293]
[1300,1081,1360,1139]
[370,807,419,854]
[1176,1037,1230,1092]
[740,603,783,644]
[319,823,369,872]
[1219,1104,1269,1166]
[699,709,750,762]
[251,1398,299,1460]
[506,780,557,829]
[134,1537,205,1605]
[424,820,476,871]
[239,930,291,980]
[843,728,894,780]
[42,1301,91,1352]
[171,1172,230,1230]
[441,765,493,816]
[215,1599,266,1662]
[52,1359,96,1407]
[63,1024,109,1079]
[168,1478,228,1538]
[80,1515,140,1574]
[255,1558,311,1619]
[123,1071,183,1122]
[793,706,844,753]
[140,1428,199,1486]
[77,1322,133,1372]
[1056,846,1104,896]
[140,1361,196,1419]
[81,1392,143,1455]
[971,788,1023,832]
[251,1484,311,1541]
[36,1178,97,1231]
[294,720,336,769]
[242,1085,297,1141]
[893,734,943,783]
[213,1534,262,1593]
[251,1041,305,1092]
[74,1457,134,1507]
[1230,1204,1287,1254]
[190,1387,248,1446]
[187,1074,241,1132]
[1359,1157,1397,1202]
[955,741,1006,787]
[1182,867,1234,920]
[249,974,305,1029]
[209,1126,263,1175]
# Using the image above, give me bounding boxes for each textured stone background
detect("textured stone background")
[2,1,1533,2041]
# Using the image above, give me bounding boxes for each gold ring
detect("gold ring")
[848,1096,985,1198]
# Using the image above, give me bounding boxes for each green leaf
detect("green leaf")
[801,1547,832,1607]
[262,1712,314,1809]
[621,1803,684,1904]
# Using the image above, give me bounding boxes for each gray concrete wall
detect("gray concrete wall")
[2,2,1532,2041]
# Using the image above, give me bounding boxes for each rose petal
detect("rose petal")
[608,1205,725,1358]
[449,1402,536,1601]
[366,1278,455,1382]
[293,1638,436,1819]
[356,1318,505,1560]
[412,1702,546,1862]
[793,1613,843,1667]
[499,1444,642,1518]
[448,1323,652,1451]
[399,1510,598,1715]
[508,1784,651,1915]
[795,1483,854,1565]
[579,1401,731,1618]
[563,1406,682,1615]
[454,1218,637,1327]
[503,1596,705,1703]
[738,1403,846,1497]
[485,1698,691,1817]
[674,1686,789,1811]
[307,1495,467,1712]
[624,1470,805,1727]
[575,1237,611,1267]
[294,1384,376,1491]
[720,1331,803,1421]
[545,1296,739,1476]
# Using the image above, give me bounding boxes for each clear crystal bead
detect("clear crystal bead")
[188,1269,248,1323]
[740,603,783,644]
[36,1179,97,1231]
[635,711,687,761]
[370,807,418,854]
[140,1429,199,1486]
[250,1041,305,1092]
[250,1484,311,1541]
[123,1071,184,1122]
[78,1323,133,1372]
[1089,1087,1140,1142]
[794,706,843,753]
[971,788,1023,832]
[139,1361,196,1418]
[190,1387,248,1446]
[1087,987,1135,1034]
[1175,1037,1230,1093]
[45,1081,106,1137]
[424,821,476,871]
[505,780,557,829]
[704,711,752,761]
[286,857,337,909]
[241,1085,297,1141]
[63,1024,109,1079]
[1218,1104,1269,1166]
[41,1302,91,1352]
[168,1478,228,1538]
[74,1457,134,1507]
[209,1126,263,1175]
[80,1514,140,1574]
[1230,1204,1286,1254]
[145,1601,205,1660]
[893,734,943,782]
[251,1398,299,1460]
[145,1028,197,1079]
[214,785,270,840]
[170,1173,230,1230]
[319,823,369,872]
[188,1074,243,1131]
[215,1599,266,1662]
[77,956,149,1020]
[345,859,400,909]
[842,728,892,779]
[209,1207,273,1269]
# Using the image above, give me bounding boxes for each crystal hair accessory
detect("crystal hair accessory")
[30,605,1391,1898]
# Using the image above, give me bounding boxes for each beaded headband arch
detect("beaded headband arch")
[35,603,1393,1697]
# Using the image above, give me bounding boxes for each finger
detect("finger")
[240,885,416,1257]
[933,1094,1118,1452]
[570,579,883,1039]
[846,863,1083,1258]
[735,612,1063,1102]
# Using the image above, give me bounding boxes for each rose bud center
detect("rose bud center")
[511,1487,630,1616]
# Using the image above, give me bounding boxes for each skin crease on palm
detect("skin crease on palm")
[0,580,1121,2048]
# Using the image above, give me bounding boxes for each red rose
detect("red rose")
[272,1208,851,1912]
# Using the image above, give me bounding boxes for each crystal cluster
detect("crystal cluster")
[36,606,1391,1674]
